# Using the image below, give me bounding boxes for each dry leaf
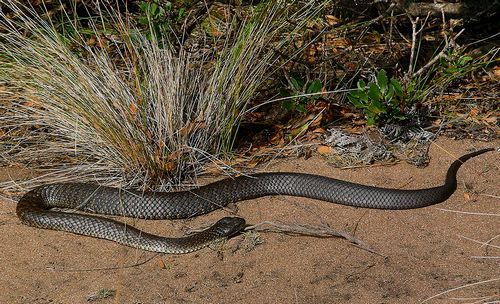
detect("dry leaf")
[270,130,284,145]
[493,66,500,79]
[180,120,206,138]
[158,259,168,269]
[469,107,479,117]
[247,158,259,169]
[129,103,138,115]
[168,150,183,161]
[86,36,97,46]
[463,192,471,201]
[317,145,334,155]
[325,15,340,26]
[163,161,176,172]
[312,127,326,134]
[482,115,497,124]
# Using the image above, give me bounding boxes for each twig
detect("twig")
[421,277,500,303]
[412,9,465,78]
[406,13,430,78]
[246,220,385,256]
[437,208,500,217]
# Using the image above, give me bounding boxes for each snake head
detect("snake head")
[212,217,246,238]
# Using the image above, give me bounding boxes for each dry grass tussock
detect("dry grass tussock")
[0,0,324,192]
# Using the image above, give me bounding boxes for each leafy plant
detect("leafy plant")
[138,0,186,41]
[348,69,406,125]
[280,74,323,112]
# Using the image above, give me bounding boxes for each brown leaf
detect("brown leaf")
[129,103,138,116]
[463,192,471,201]
[325,15,340,26]
[317,145,334,155]
[482,115,497,124]
[492,65,500,79]
[163,161,176,172]
[86,36,97,47]
[168,150,183,161]
[247,158,259,169]
[469,107,479,117]
[312,127,326,134]
[180,120,206,138]
[158,259,168,269]
[270,130,284,145]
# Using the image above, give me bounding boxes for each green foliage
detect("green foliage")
[348,70,406,125]
[87,288,116,301]
[138,0,186,41]
[280,74,323,113]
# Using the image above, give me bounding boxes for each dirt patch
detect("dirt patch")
[0,138,498,304]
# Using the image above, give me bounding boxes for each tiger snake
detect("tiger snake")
[16,148,493,254]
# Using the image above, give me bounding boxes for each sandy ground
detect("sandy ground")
[0,138,498,304]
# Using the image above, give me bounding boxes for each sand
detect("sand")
[0,137,498,304]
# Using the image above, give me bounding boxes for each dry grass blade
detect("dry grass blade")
[0,0,326,192]
[420,277,500,303]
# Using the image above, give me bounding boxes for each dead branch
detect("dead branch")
[246,220,385,256]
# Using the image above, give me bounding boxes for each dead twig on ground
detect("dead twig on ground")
[246,220,384,256]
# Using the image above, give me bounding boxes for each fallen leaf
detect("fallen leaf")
[158,259,168,269]
[317,145,334,155]
[247,158,259,169]
[482,115,497,124]
[312,127,326,134]
[469,107,479,117]
[325,15,340,26]
[493,65,500,79]
[463,192,471,201]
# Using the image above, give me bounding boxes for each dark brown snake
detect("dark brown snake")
[16,148,493,254]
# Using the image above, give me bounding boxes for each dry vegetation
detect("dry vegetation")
[0,1,497,187]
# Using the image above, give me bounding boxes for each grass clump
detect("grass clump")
[0,0,325,191]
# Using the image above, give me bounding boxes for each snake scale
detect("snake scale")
[17,148,493,253]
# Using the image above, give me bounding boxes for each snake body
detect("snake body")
[17,148,493,253]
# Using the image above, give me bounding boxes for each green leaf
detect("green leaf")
[458,55,472,66]
[138,16,149,25]
[307,79,323,94]
[390,79,403,97]
[296,103,306,112]
[376,69,388,93]
[386,84,394,102]
[348,89,369,103]
[366,114,376,125]
[279,88,291,97]
[139,2,149,12]
[282,100,294,110]
[150,3,158,15]
[368,83,381,103]
[357,79,366,90]
[368,99,386,114]
[348,93,367,109]
[290,75,304,90]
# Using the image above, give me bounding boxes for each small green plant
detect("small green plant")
[87,288,116,301]
[348,69,406,125]
[280,74,323,112]
[138,0,186,41]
